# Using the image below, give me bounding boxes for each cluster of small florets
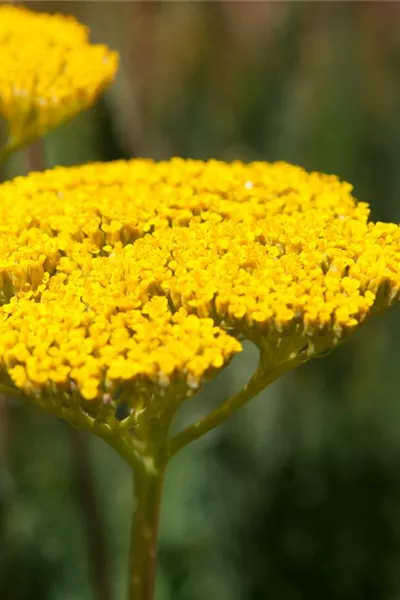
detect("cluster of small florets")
[0,4,118,149]
[0,158,398,404]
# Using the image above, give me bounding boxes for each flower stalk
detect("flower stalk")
[123,408,173,600]
[129,460,167,600]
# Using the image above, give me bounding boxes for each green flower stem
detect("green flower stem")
[0,140,24,165]
[167,351,306,458]
[129,456,167,600]
[0,123,50,165]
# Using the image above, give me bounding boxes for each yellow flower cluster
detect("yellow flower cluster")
[0,158,398,406]
[0,5,118,152]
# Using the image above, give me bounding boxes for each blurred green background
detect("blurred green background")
[2,1,400,599]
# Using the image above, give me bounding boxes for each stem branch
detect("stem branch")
[168,351,305,458]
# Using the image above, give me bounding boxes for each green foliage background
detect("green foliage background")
[2,2,400,599]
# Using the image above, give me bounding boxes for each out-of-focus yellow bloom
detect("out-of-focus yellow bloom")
[0,5,118,154]
[0,159,398,417]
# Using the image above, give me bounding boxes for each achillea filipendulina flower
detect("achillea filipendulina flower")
[0,5,118,155]
[1,158,399,600]
[0,158,398,429]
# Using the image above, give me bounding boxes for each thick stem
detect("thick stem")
[129,457,166,600]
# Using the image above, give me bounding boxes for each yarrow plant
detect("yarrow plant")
[1,5,400,600]
[0,4,118,161]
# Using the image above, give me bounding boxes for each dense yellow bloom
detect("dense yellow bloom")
[0,5,118,152]
[0,159,398,414]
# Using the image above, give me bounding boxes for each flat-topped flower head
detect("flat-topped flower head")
[0,4,118,154]
[0,159,398,435]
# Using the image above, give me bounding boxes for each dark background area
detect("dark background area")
[2,2,400,599]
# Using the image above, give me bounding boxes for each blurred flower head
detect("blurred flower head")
[0,4,118,153]
[0,159,398,424]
